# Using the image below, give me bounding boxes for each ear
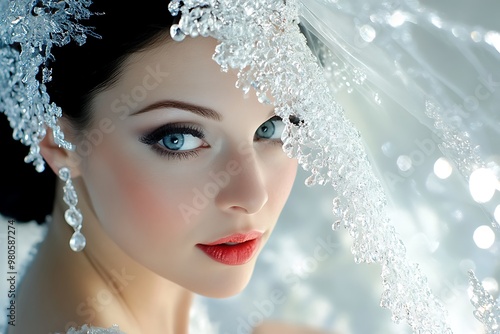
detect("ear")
[39,121,83,178]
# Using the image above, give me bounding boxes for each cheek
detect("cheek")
[266,156,298,213]
[83,144,199,254]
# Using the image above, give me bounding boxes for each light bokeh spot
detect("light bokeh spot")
[434,157,453,179]
[473,225,496,249]
[469,168,497,203]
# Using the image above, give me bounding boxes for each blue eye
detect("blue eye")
[255,116,285,140]
[161,133,204,151]
[139,124,207,160]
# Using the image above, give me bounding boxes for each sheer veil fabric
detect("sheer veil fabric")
[297,0,500,333]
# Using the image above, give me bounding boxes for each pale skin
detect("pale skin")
[10,36,331,333]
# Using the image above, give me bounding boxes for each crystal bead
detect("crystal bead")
[63,185,78,207]
[168,0,181,15]
[332,197,342,217]
[42,67,52,83]
[69,231,86,252]
[35,163,45,173]
[65,207,82,228]
[170,24,186,42]
[304,174,316,186]
[58,167,70,181]
[332,220,341,230]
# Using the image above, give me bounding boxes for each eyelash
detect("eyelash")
[139,115,302,160]
[139,123,205,160]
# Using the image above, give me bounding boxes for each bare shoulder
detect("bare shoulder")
[253,321,335,334]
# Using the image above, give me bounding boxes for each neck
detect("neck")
[35,178,193,334]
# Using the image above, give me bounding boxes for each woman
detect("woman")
[4,0,498,333]
[0,0,339,332]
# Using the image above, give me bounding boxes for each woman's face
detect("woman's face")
[76,36,298,297]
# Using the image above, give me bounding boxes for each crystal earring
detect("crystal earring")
[58,167,86,252]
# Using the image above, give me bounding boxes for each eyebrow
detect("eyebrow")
[131,100,222,121]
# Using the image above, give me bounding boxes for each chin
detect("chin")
[199,281,251,299]
[189,262,257,299]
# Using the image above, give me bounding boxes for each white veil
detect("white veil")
[295,0,500,332]
[299,0,500,173]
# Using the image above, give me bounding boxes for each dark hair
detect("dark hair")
[0,0,175,223]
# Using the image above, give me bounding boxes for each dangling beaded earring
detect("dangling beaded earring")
[58,167,86,252]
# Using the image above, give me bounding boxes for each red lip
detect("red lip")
[197,231,263,265]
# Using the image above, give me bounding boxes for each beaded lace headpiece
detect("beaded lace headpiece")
[0,0,98,172]
[1,0,496,332]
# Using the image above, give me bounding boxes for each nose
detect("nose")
[214,151,269,215]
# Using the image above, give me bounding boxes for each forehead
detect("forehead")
[92,36,264,117]
[127,37,232,92]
